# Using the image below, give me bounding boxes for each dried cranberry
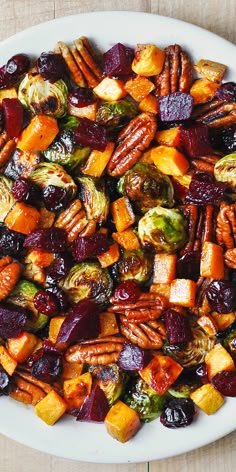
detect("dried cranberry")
[0,54,30,89]
[24,228,67,252]
[215,82,236,102]
[42,185,68,211]
[68,88,95,108]
[31,352,62,383]
[37,52,68,82]
[0,366,11,395]
[210,125,236,153]
[103,43,134,78]
[185,171,227,205]
[113,280,141,303]
[0,303,28,339]
[160,398,195,428]
[118,342,149,371]
[176,250,201,281]
[159,92,193,122]
[46,286,69,311]
[56,300,100,345]
[77,384,109,422]
[34,291,57,317]
[73,118,107,151]
[0,225,25,256]
[12,177,40,204]
[46,253,72,284]
[72,232,109,263]
[205,280,236,314]
[211,370,236,396]
[195,362,209,384]
[164,309,193,344]
[180,122,213,158]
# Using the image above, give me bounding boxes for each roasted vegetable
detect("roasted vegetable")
[112,248,153,284]
[88,363,124,405]
[0,176,15,222]
[214,153,236,192]
[7,280,48,332]
[77,175,109,224]
[96,99,138,127]
[4,148,41,180]
[29,162,77,200]
[59,262,113,307]
[123,378,166,422]
[138,206,187,253]
[117,163,174,213]
[43,129,90,171]
[223,328,236,359]
[18,71,68,118]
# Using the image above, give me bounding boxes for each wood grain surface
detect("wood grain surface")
[0,1,235,471]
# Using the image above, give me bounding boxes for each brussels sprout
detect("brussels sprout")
[4,149,41,180]
[43,129,90,171]
[88,363,124,405]
[214,153,236,192]
[7,280,48,332]
[18,71,68,118]
[123,378,166,422]
[77,176,109,224]
[223,328,236,359]
[117,163,174,213]
[112,248,153,284]
[138,206,187,253]
[96,99,138,127]
[29,162,77,200]
[59,115,80,129]
[59,262,113,307]
[0,176,15,222]
[163,325,216,368]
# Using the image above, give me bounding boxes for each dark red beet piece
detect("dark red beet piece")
[46,253,72,284]
[118,342,149,371]
[33,290,58,317]
[71,232,109,263]
[2,98,23,138]
[205,280,236,314]
[12,177,40,204]
[113,280,141,303]
[37,52,68,82]
[56,299,100,345]
[42,185,68,211]
[42,339,63,355]
[185,171,227,205]
[159,93,193,122]
[0,106,4,133]
[31,352,62,383]
[23,228,67,252]
[73,118,107,151]
[160,398,195,428]
[176,250,201,281]
[0,303,28,339]
[68,88,96,108]
[103,43,134,78]
[211,370,236,396]
[164,309,193,344]
[215,82,236,102]
[77,384,109,422]
[180,122,213,158]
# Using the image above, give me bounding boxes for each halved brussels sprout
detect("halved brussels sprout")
[111,248,153,284]
[214,153,236,191]
[7,280,48,332]
[223,328,236,359]
[117,163,174,213]
[123,378,166,422]
[0,176,15,222]
[163,325,216,368]
[18,71,68,118]
[96,99,138,127]
[59,262,113,307]
[4,149,41,180]
[138,206,187,253]
[88,363,123,406]
[29,162,77,200]
[77,176,109,224]
[43,129,90,171]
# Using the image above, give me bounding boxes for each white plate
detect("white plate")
[0,11,236,464]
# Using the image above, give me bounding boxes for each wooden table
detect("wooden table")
[0,1,235,470]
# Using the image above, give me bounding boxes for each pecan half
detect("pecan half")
[55,41,86,87]
[192,99,236,128]
[181,204,216,253]
[65,336,125,365]
[155,44,193,96]
[55,199,94,242]
[216,202,236,249]
[0,256,21,301]
[109,292,167,323]
[0,132,16,169]
[224,248,236,269]
[191,154,220,173]
[11,368,56,405]
[107,112,157,177]
[120,316,165,349]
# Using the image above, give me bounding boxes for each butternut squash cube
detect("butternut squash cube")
[124,76,155,102]
[68,101,98,121]
[112,228,140,250]
[132,43,165,76]
[93,78,127,101]
[156,127,181,148]
[7,331,38,363]
[211,312,236,331]
[138,94,159,114]
[97,243,120,268]
[17,114,59,152]
[190,78,219,104]
[205,343,235,379]
[25,249,54,268]
[99,312,119,337]
[194,59,227,83]
[139,355,183,395]
[200,241,224,279]
[5,202,40,235]
[151,145,189,176]
[169,279,197,307]
[81,142,115,178]
[110,197,135,232]
[0,346,17,375]
[153,253,177,284]
[63,372,92,410]
[190,383,224,415]
[34,390,67,425]
[49,316,66,344]
[105,400,141,443]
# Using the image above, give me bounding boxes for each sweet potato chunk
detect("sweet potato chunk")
[139,355,183,395]
[81,142,115,177]
[190,78,219,104]
[153,253,177,284]
[7,331,38,363]
[0,346,17,375]
[17,115,59,152]
[105,400,141,443]
[63,372,92,410]
[110,197,135,232]
[190,383,224,415]
[151,145,189,176]
[93,78,127,101]
[49,316,66,344]
[112,228,140,250]
[200,241,224,279]
[97,243,120,268]
[5,202,40,235]
[205,343,235,379]
[124,75,155,102]
[34,390,67,425]
[169,279,197,307]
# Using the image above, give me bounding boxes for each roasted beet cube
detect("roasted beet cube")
[103,43,134,78]
[118,342,149,371]
[0,303,28,339]
[2,98,24,138]
[180,122,213,158]
[71,232,109,263]
[77,384,109,422]
[164,309,193,344]
[205,279,236,314]
[211,371,236,397]
[23,228,67,252]
[159,93,193,122]
[185,171,227,205]
[176,250,201,281]
[56,300,100,345]
[73,118,107,151]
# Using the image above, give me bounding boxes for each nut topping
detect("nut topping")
[224,248,236,269]
[65,336,125,365]
[55,199,94,242]
[120,316,165,349]
[216,202,236,249]
[109,292,167,323]
[155,44,193,96]
[107,112,157,177]
[192,99,236,128]
[181,204,216,253]
[0,256,21,301]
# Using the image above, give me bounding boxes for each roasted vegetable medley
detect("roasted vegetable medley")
[0,36,235,443]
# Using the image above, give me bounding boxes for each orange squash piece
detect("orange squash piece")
[139,355,183,395]
[200,241,224,279]
[190,78,219,104]
[112,227,140,250]
[25,249,54,268]
[138,94,159,114]
[68,101,98,121]
[156,127,181,148]
[151,145,189,176]
[205,343,235,380]
[93,77,127,101]
[190,383,224,415]
[211,312,236,331]
[0,346,18,375]
[5,202,40,234]
[124,75,155,102]
[153,253,177,284]
[169,279,197,307]
[34,390,67,425]
[49,316,66,344]
[17,114,59,152]
[63,372,92,410]
[97,243,120,268]
[81,142,115,177]
[7,332,38,363]
[110,197,135,232]
[105,400,141,443]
